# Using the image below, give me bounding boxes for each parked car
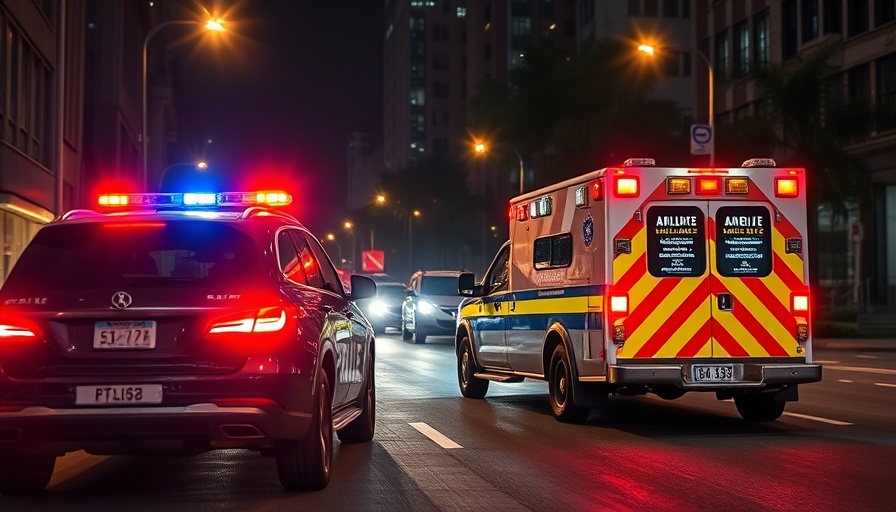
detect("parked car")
[401,270,465,344]
[0,190,377,494]
[357,281,406,334]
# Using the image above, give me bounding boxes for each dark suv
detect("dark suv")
[0,191,377,494]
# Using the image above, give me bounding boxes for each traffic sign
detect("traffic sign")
[362,250,385,272]
[690,124,714,155]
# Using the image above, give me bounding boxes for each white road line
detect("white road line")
[837,379,853,383]
[855,355,879,359]
[783,412,853,426]
[824,365,896,376]
[874,382,896,388]
[409,422,463,449]
[814,360,841,364]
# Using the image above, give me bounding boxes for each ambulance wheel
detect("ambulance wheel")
[734,393,785,422]
[548,344,590,423]
[458,337,489,398]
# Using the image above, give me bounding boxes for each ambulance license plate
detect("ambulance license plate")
[691,364,734,382]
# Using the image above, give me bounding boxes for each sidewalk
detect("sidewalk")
[813,337,896,351]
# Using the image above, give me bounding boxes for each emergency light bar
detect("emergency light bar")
[97,191,292,209]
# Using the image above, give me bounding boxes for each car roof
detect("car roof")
[416,270,465,278]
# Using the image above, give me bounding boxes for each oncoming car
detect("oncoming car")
[356,281,407,334]
[0,191,377,494]
[401,270,465,344]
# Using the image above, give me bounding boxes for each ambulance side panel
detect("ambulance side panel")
[508,178,607,377]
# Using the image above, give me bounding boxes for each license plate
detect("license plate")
[691,364,734,382]
[94,320,156,349]
[75,384,163,405]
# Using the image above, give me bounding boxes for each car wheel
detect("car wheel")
[548,344,590,423]
[401,317,412,341]
[457,336,488,399]
[276,371,333,491]
[413,315,427,344]
[0,451,56,495]
[734,393,786,421]
[337,353,375,443]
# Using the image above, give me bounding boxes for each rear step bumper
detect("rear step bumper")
[608,362,822,388]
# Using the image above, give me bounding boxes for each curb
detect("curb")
[813,338,896,351]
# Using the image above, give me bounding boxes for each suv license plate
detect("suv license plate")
[76,384,163,405]
[691,364,734,382]
[94,320,156,349]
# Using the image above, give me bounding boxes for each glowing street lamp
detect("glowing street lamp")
[324,233,342,266]
[344,221,356,272]
[142,17,225,191]
[474,141,526,195]
[159,160,208,191]
[637,43,715,167]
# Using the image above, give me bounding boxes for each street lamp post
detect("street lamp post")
[474,142,525,195]
[638,43,715,167]
[344,221,356,272]
[325,233,342,267]
[407,210,421,270]
[142,18,224,191]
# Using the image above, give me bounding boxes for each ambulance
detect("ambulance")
[456,158,822,423]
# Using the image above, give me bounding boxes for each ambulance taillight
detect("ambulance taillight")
[615,177,639,198]
[775,178,799,197]
[792,294,809,313]
[610,295,628,314]
[696,177,722,195]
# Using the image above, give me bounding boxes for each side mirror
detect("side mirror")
[458,272,481,296]
[348,275,376,301]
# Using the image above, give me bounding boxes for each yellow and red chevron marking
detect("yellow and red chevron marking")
[612,179,806,360]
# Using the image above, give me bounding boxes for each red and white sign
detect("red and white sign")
[362,250,385,272]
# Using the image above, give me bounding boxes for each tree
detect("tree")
[467,41,687,189]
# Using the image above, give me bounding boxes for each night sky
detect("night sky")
[171,1,383,233]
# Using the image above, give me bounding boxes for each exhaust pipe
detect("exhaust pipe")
[219,424,265,439]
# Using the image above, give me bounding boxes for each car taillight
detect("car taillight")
[0,317,41,342]
[208,306,292,334]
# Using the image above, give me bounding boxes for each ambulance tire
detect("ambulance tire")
[733,393,786,422]
[458,337,489,399]
[548,344,591,423]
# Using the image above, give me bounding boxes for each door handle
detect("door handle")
[718,293,733,311]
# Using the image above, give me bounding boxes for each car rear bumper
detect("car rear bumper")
[0,402,313,455]
[607,361,822,389]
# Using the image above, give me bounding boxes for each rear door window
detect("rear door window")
[646,205,706,278]
[715,206,772,277]
[2,220,263,292]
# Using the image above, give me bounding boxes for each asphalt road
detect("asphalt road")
[2,332,894,511]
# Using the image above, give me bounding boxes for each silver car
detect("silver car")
[401,270,465,344]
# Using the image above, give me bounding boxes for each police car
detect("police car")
[0,190,377,493]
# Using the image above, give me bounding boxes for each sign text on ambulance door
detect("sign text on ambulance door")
[715,206,772,277]
[646,206,706,278]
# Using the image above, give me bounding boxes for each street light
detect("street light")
[474,141,525,195]
[159,160,208,191]
[344,221,356,272]
[142,18,225,191]
[637,43,715,167]
[325,233,343,267]
[408,209,421,269]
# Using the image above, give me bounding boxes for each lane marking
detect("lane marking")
[783,412,853,426]
[855,355,879,359]
[409,422,463,449]
[823,365,896,376]
[814,360,840,364]
[874,382,896,388]
[837,379,853,383]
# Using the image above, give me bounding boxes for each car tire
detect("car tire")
[0,451,56,495]
[275,372,333,491]
[457,336,489,399]
[548,344,591,423]
[401,317,412,341]
[734,393,786,421]
[413,315,426,344]
[337,353,375,444]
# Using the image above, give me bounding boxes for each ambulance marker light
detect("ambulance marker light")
[775,178,799,197]
[725,178,749,194]
[613,325,626,344]
[591,180,603,201]
[792,294,809,313]
[615,177,639,197]
[797,324,809,343]
[742,158,777,168]
[667,178,690,195]
[696,177,721,195]
[623,158,655,167]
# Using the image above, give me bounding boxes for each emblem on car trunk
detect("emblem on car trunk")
[112,292,133,309]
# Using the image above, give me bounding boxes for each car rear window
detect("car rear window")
[2,220,264,292]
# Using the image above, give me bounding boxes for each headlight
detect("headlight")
[417,300,435,315]
[369,300,388,316]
